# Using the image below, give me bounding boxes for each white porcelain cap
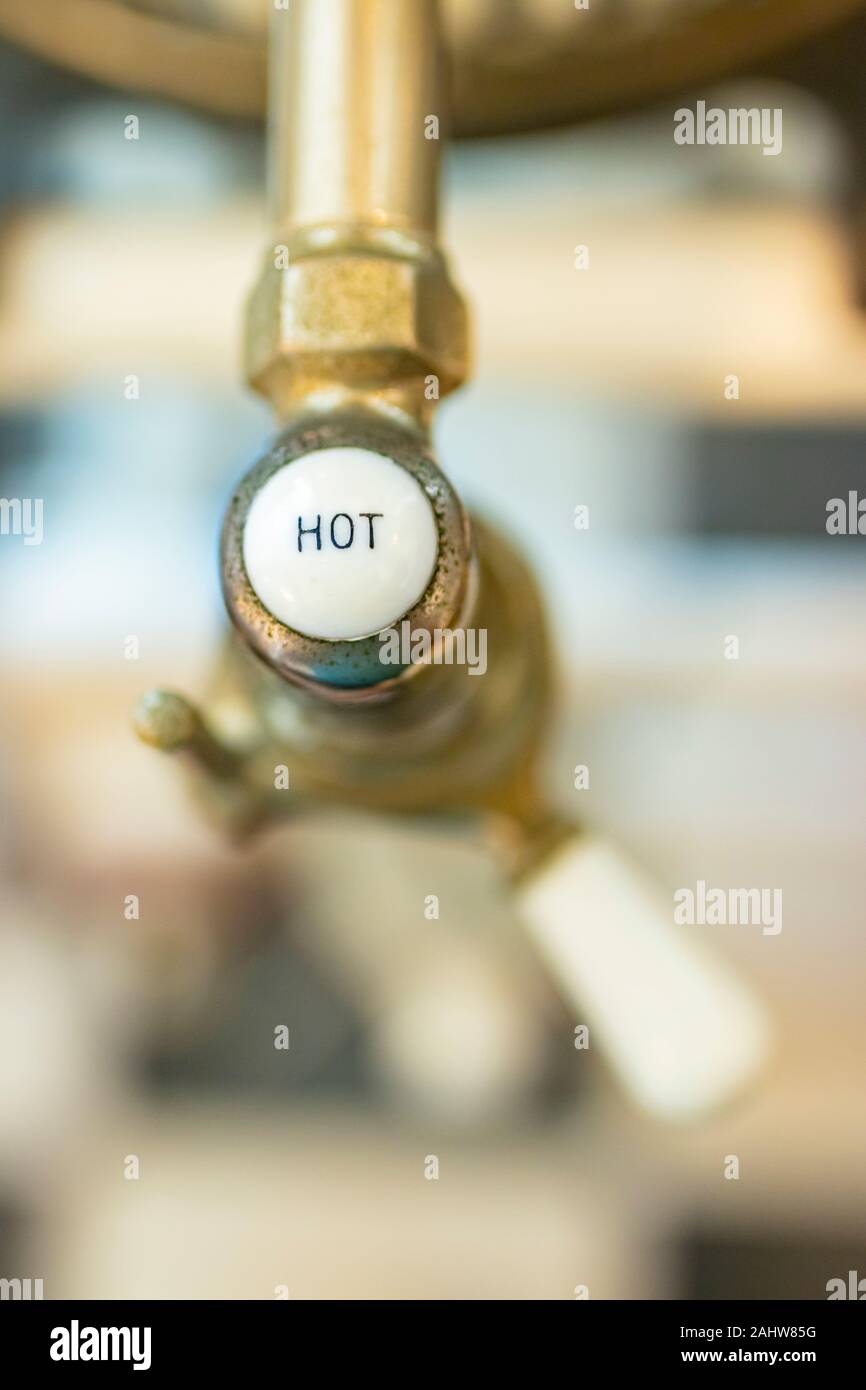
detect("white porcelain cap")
[241,447,439,642]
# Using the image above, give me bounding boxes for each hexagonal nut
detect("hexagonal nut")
[244,248,469,412]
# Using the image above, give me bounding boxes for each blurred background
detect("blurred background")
[0,0,865,1300]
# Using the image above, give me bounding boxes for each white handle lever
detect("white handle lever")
[518,836,771,1120]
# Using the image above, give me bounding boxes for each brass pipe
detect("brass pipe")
[268,0,443,239]
[245,0,468,426]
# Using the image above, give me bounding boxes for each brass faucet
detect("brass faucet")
[136,0,549,837]
[134,0,770,1121]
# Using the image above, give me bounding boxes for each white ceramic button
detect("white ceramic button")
[242,447,438,641]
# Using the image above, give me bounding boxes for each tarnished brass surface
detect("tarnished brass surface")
[220,408,474,700]
[245,229,468,423]
[136,516,553,841]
